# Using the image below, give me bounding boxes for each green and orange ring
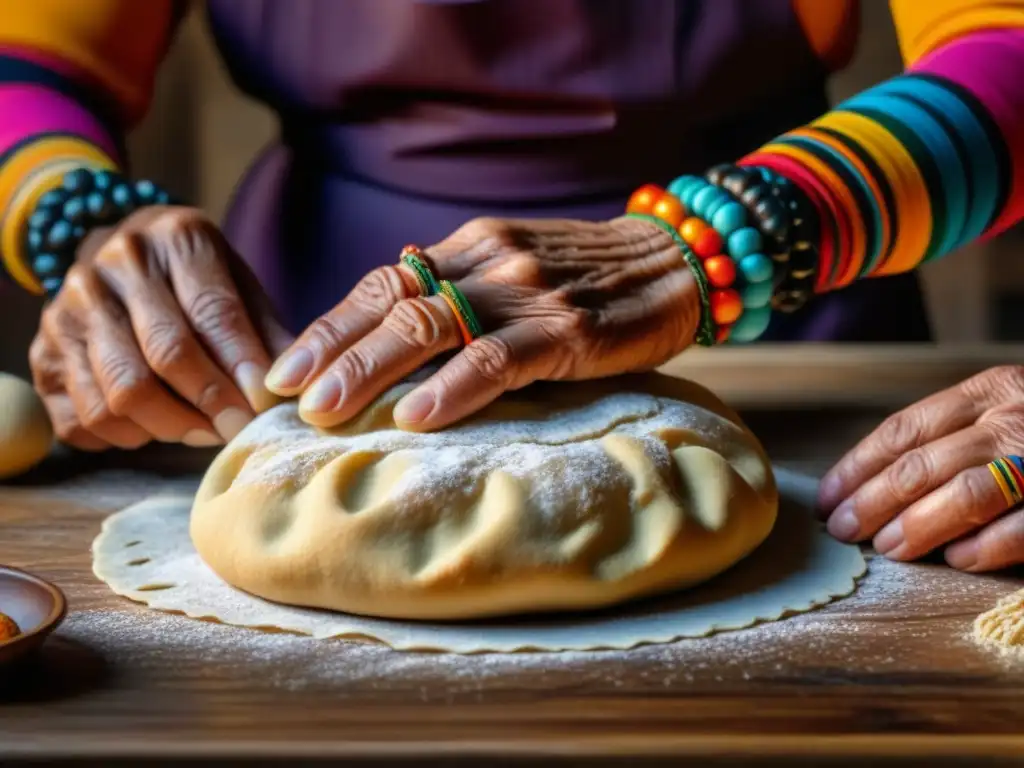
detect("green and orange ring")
[439,279,482,344]
[399,245,482,344]
[400,245,441,296]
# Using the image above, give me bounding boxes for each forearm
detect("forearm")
[0,0,180,294]
[0,74,123,294]
[740,29,1024,293]
[626,9,1024,344]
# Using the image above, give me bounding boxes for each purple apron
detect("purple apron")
[206,0,930,342]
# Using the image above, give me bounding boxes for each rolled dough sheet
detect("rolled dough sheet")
[91,468,865,653]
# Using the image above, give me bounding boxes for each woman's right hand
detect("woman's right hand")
[29,206,292,451]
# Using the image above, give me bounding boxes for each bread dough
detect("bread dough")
[974,588,1024,650]
[190,374,777,620]
[92,468,866,653]
[0,373,52,480]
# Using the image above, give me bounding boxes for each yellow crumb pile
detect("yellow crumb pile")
[974,589,1024,650]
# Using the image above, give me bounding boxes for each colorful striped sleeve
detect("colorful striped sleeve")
[0,0,180,294]
[738,1,1024,293]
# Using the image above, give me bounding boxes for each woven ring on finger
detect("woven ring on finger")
[438,279,482,346]
[987,455,1024,509]
[400,245,440,297]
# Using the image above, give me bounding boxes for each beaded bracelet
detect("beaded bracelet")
[26,167,173,298]
[659,177,775,342]
[715,163,820,313]
[625,212,716,347]
[751,167,820,312]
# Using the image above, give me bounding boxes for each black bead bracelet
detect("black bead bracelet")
[707,163,819,314]
[26,167,173,298]
[754,167,819,313]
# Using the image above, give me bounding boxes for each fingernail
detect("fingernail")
[299,375,342,413]
[395,390,435,424]
[213,407,253,442]
[182,429,222,448]
[826,503,860,541]
[946,540,979,571]
[873,519,905,556]
[265,348,314,393]
[235,361,278,413]
[817,474,843,514]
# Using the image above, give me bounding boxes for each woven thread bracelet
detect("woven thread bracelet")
[626,212,715,347]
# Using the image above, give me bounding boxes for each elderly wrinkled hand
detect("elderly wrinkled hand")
[818,365,1024,572]
[29,207,290,451]
[265,216,702,431]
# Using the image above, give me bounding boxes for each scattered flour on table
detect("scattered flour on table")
[62,554,1003,692]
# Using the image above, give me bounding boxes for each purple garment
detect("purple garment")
[206,0,930,342]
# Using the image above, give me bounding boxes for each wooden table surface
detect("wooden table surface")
[1,403,1024,766]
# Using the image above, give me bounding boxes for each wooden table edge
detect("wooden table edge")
[6,735,1024,760]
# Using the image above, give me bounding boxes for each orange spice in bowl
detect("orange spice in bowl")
[0,611,20,642]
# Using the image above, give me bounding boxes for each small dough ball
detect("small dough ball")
[0,373,53,480]
[0,610,20,642]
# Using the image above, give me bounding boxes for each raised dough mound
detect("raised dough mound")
[190,374,777,620]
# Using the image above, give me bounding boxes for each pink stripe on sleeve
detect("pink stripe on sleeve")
[0,83,120,159]
[911,28,1024,238]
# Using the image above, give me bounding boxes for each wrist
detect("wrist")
[620,213,715,347]
[24,168,174,298]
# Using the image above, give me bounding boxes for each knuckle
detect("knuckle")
[96,231,147,272]
[955,470,994,523]
[463,335,515,383]
[336,347,375,385]
[186,289,244,339]
[78,398,113,431]
[148,210,220,266]
[885,450,932,503]
[40,296,84,338]
[39,304,63,338]
[194,381,225,413]
[98,360,156,417]
[555,309,592,339]
[383,299,444,348]
[460,216,509,243]
[451,216,520,257]
[986,365,1024,393]
[141,321,191,373]
[876,410,924,457]
[28,334,49,369]
[963,365,1024,403]
[60,264,93,300]
[978,415,1020,452]
[305,316,345,351]
[352,267,406,310]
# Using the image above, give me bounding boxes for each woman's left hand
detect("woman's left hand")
[265,216,702,431]
[818,365,1024,572]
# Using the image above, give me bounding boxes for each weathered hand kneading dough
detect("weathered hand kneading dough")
[190,374,778,620]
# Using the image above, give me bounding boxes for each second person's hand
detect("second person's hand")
[29,206,292,451]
